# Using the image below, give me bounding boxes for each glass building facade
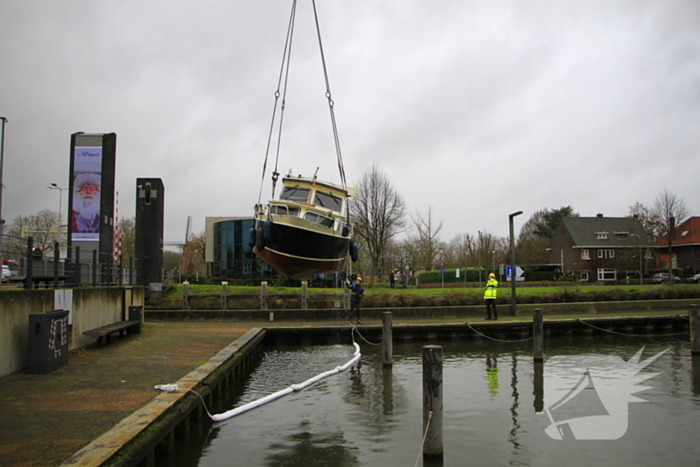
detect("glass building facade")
[210,219,274,278]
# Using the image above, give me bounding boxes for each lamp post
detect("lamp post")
[630,233,643,285]
[477,230,482,285]
[0,117,7,262]
[48,183,67,243]
[509,211,523,316]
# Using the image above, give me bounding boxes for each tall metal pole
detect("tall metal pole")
[509,211,523,317]
[0,117,7,262]
[478,230,482,285]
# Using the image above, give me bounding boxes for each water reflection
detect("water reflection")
[692,356,700,396]
[533,361,544,413]
[264,428,360,467]
[509,353,520,452]
[485,355,499,397]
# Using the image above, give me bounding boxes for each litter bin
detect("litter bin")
[128,305,142,335]
[28,309,70,375]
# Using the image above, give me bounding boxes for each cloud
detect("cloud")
[1,0,698,249]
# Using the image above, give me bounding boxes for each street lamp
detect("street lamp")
[48,183,67,241]
[477,230,482,285]
[630,233,643,285]
[0,117,7,262]
[509,211,523,316]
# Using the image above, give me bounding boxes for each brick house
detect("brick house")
[654,216,700,273]
[548,214,649,282]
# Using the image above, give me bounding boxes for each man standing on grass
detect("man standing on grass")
[484,273,498,320]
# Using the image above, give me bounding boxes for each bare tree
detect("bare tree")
[117,216,135,258]
[4,210,61,257]
[628,202,664,241]
[410,207,443,272]
[652,189,689,283]
[652,189,689,238]
[350,165,406,284]
[443,233,471,268]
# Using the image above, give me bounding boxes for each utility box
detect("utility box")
[128,305,142,335]
[28,309,70,375]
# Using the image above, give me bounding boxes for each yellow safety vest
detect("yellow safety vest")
[484,278,498,299]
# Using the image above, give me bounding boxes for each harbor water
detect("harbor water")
[159,331,700,466]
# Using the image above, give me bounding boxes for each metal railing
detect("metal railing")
[1,234,142,289]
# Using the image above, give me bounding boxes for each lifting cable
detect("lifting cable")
[258,0,298,203]
[257,0,349,203]
[311,0,347,191]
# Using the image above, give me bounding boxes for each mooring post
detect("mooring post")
[422,345,443,459]
[533,308,544,362]
[382,312,393,367]
[301,280,308,310]
[221,281,228,310]
[260,281,270,318]
[689,304,700,355]
[182,281,190,311]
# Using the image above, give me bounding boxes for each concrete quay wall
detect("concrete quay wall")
[145,298,700,321]
[0,287,145,377]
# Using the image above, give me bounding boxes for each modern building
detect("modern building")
[549,214,650,282]
[204,217,275,279]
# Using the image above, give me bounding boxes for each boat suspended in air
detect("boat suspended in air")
[250,0,358,279]
[251,169,358,279]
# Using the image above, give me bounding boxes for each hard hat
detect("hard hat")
[357,277,363,282]
[489,273,495,278]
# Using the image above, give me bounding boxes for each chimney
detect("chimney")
[597,213,604,219]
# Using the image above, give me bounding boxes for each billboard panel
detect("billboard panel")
[71,146,102,242]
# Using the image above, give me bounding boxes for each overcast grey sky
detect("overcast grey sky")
[1,0,698,246]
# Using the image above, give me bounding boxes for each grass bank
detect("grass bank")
[151,283,700,310]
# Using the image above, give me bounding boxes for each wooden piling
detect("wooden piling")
[301,281,308,310]
[221,281,228,310]
[533,308,544,362]
[689,304,700,355]
[182,281,190,311]
[422,345,443,458]
[382,312,393,367]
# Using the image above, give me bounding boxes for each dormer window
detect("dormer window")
[614,232,629,240]
[595,232,608,240]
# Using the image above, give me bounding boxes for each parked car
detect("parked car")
[1,265,11,282]
[652,273,681,284]
[687,273,700,284]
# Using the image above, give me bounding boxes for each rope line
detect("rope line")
[577,319,688,337]
[466,323,534,343]
[414,410,433,467]
[352,325,382,346]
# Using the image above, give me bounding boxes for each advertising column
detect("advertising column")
[68,133,116,283]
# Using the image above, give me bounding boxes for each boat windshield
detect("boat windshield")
[270,205,300,217]
[313,191,343,212]
[305,212,335,228]
[280,187,310,203]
